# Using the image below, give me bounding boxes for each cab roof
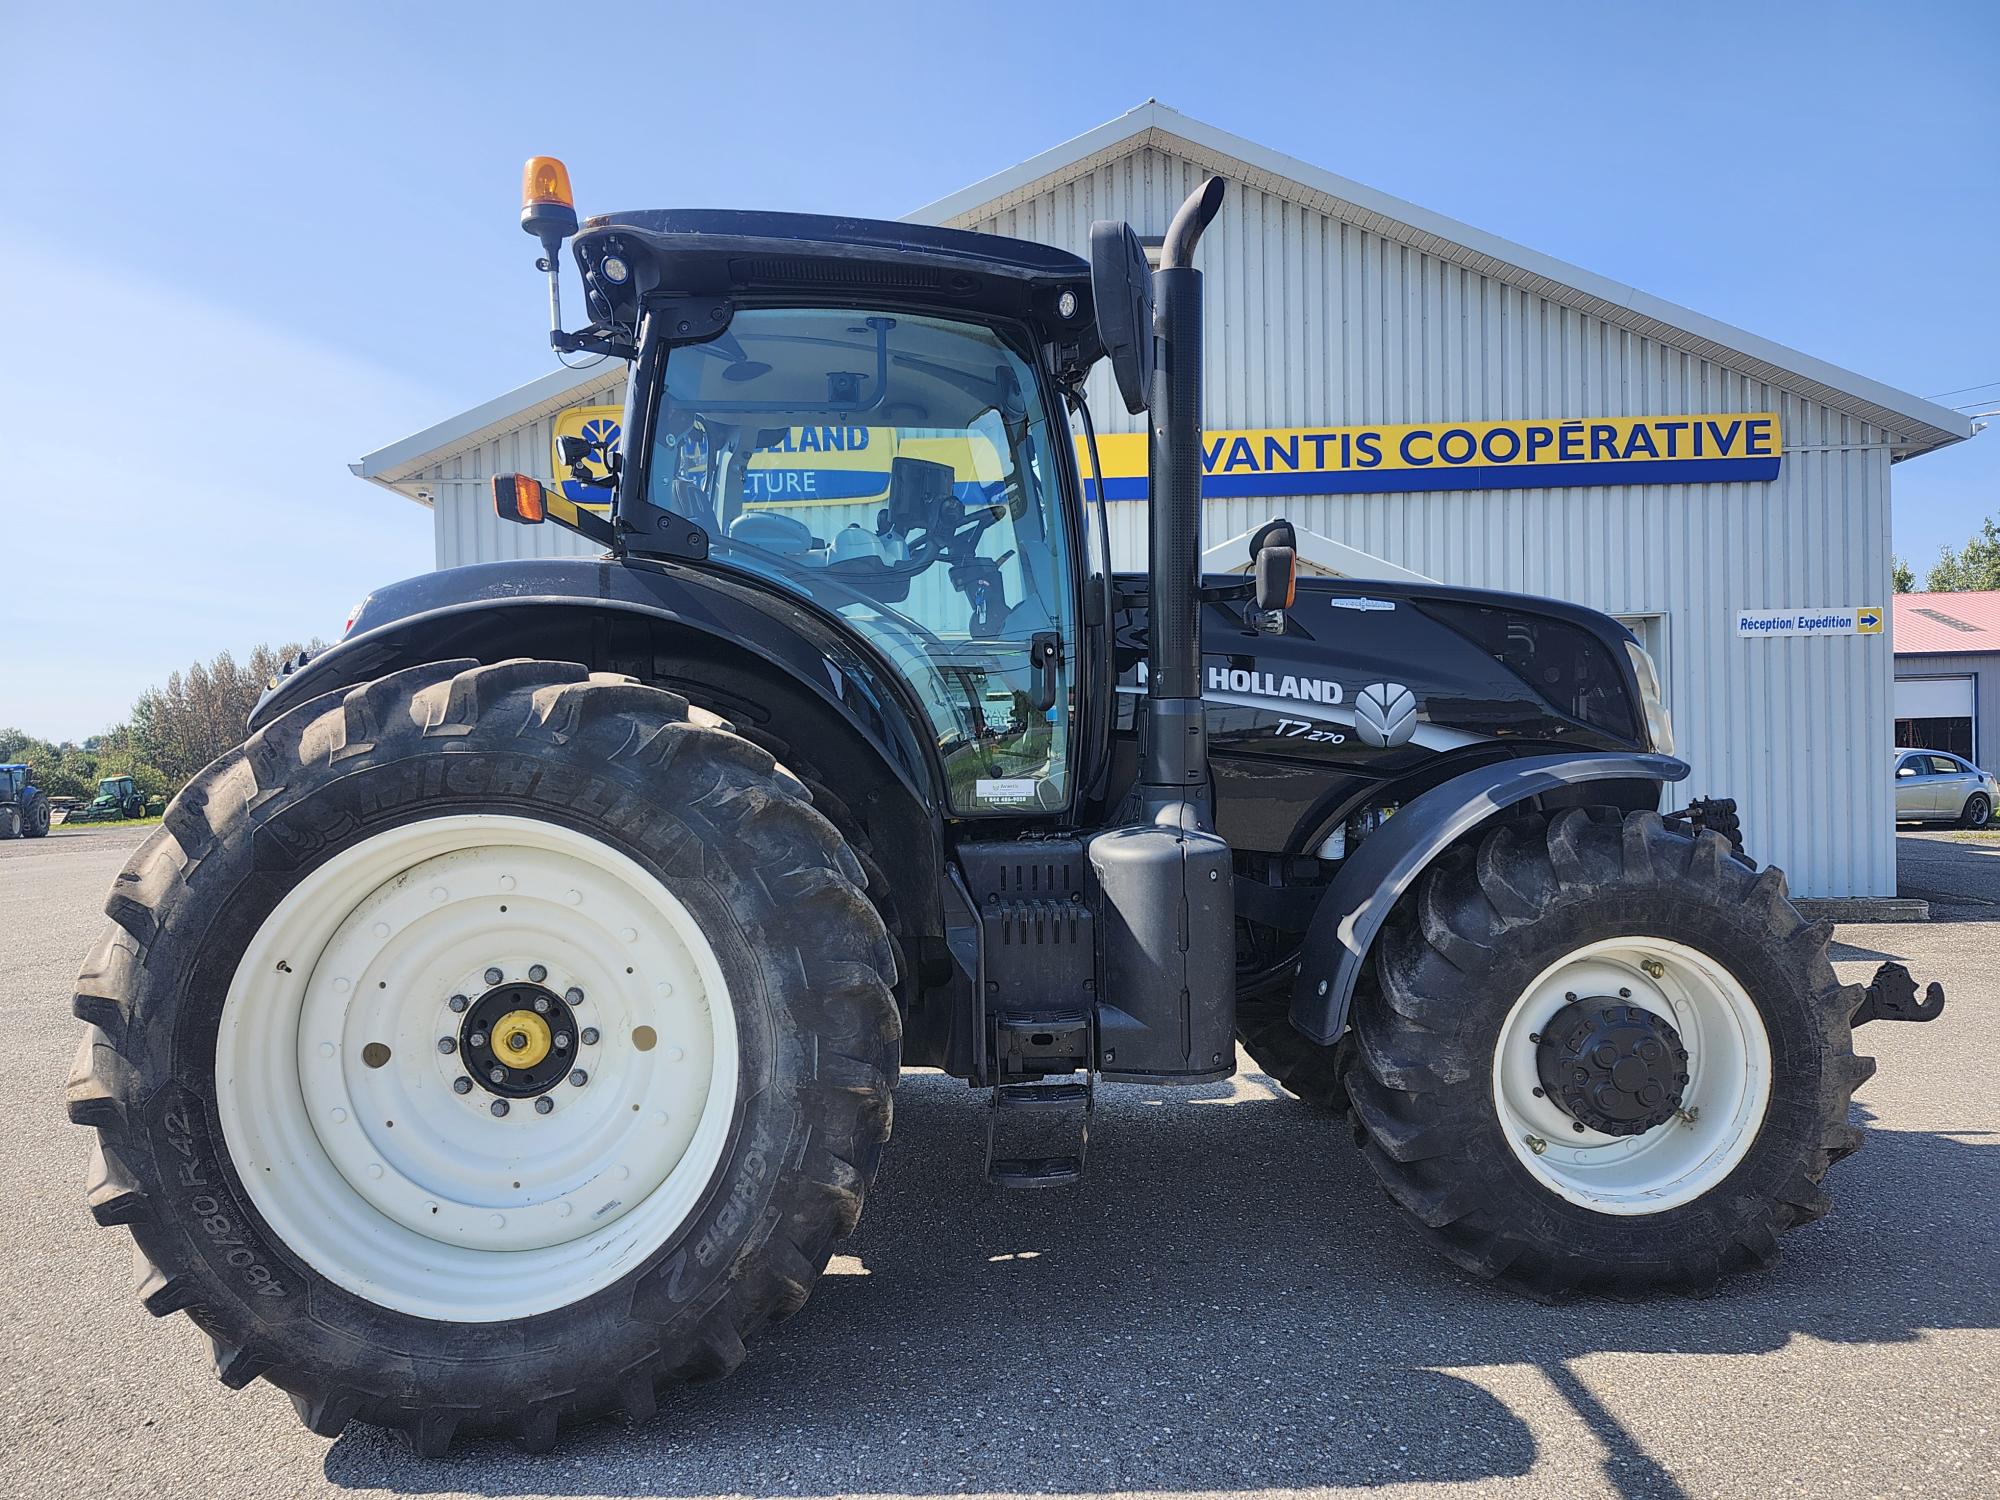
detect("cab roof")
[572,209,1096,348]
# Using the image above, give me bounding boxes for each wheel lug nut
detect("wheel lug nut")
[528,964,548,983]
[534,1097,554,1115]
[581,1027,599,1046]
[453,1077,472,1095]
[437,1037,457,1054]
[485,967,504,985]
[570,1069,588,1087]
[490,1067,507,1085]
[533,996,550,1014]
[448,994,469,1013]
[566,987,585,1005]
[469,1032,487,1047]
[554,1034,570,1050]
[491,1100,509,1117]
[1572,1121,1586,1133]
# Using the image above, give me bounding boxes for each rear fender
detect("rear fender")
[1287,751,1689,1044]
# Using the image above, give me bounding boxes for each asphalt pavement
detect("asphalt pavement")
[1,826,1994,1499]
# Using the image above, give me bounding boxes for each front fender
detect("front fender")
[1287,751,1689,1044]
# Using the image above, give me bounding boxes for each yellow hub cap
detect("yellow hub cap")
[491,1009,552,1068]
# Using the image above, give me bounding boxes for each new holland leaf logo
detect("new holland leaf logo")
[1353,683,1418,748]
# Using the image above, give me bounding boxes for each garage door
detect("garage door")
[1896,676,1973,719]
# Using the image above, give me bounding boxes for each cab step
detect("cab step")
[984,1078,1092,1188]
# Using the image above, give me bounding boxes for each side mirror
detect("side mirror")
[492,474,546,525]
[1254,545,1297,613]
[1088,220,1155,415]
[1249,517,1298,622]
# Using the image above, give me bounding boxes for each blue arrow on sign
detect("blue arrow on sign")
[1857,608,1882,632]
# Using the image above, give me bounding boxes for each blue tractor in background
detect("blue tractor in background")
[0,764,51,839]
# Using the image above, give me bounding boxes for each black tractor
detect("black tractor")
[68,160,1944,1453]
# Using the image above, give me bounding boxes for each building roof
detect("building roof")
[356,101,1973,497]
[1895,592,2000,655]
[911,102,1971,461]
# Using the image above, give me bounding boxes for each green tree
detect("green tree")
[1924,517,2000,593]
[1891,555,1915,593]
[131,640,324,786]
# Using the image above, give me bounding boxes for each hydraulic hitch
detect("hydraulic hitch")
[1853,962,1947,1026]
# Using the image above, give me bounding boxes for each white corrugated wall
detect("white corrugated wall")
[946,146,1899,897]
[426,377,624,569]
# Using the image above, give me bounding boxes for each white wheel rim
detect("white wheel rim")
[216,814,738,1321]
[1491,936,1771,1215]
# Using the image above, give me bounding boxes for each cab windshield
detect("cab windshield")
[647,308,1077,815]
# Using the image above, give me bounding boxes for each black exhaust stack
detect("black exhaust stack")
[1140,177,1226,825]
[1085,178,1234,1084]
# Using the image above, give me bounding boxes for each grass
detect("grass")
[1937,827,2000,846]
[53,815,163,835]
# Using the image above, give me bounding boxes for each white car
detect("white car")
[1894,749,1998,828]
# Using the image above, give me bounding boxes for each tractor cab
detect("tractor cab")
[543,211,1103,819]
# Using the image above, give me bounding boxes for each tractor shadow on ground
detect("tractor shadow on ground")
[323,1074,2000,1498]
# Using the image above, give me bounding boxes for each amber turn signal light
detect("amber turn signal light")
[492,474,546,525]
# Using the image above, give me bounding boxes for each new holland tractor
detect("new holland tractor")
[68,159,1945,1453]
[0,763,51,838]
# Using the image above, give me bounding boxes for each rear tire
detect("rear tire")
[66,658,899,1451]
[1961,793,1991,830]
[22,794,50,838]
[1341,807,1871,1299]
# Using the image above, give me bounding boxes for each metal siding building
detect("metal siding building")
[1893,593,2000,773]
[1896,652,2000,770]
[354,103,1971,898]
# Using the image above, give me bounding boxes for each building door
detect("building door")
[1894,675,1975,759]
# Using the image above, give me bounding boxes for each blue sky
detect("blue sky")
[2,0,1993,740]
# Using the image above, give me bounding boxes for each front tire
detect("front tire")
[1341,807,1871,1299]
[66,659,899,1450]
[1236,987,1349,1110]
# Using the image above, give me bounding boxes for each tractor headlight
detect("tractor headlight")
[1624,640,1675,756]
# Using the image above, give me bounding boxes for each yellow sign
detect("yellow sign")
[551,405,623,502]
[558,404,1783,507]
[1078,412,1783,498]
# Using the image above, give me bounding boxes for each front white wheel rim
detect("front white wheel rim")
[216,814,738,1322]
[1491,936,1771,1215]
